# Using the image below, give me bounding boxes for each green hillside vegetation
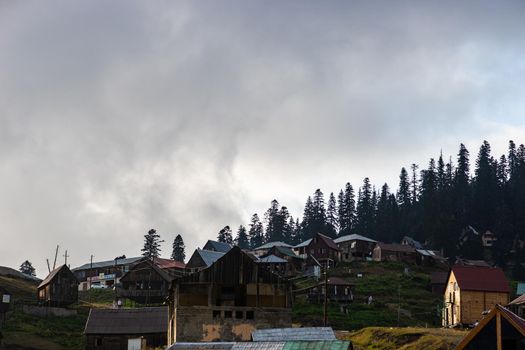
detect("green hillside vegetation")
[0,272,117,350]
[293,261,444,330]
[340,327,466,350]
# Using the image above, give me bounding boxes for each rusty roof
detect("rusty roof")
[84,307,168,335]
[451,265,510,293]
[154,257,185,269]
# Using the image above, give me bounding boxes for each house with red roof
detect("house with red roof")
[293,233,341,267]
[442,265,510,327]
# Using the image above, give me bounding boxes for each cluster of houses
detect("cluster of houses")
[31,232,525,349]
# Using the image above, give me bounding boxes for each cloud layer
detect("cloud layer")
[1,1,524,277]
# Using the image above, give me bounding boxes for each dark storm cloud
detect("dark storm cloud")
[1,1,524,276]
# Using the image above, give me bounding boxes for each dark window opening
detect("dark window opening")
[224,310,232,318]
[213,310,221,318]
[246,311,254,320]
[235,311,243,319]
[94,338,102,347]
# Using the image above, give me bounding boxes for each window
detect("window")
[235,311,243,319]
[94,338,102,347]
[213,310,221,318]
[246,311,254,320]
[224,311,232,318]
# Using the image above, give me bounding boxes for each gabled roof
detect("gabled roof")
[375,243,415,253]
[254,241,293,251]
[38,265,77,289]
[509,293,525,306]
[84,307,168,335]
[402,236,424,249]
[203,240,233,253]
[450,265,510,293]
[334,234,377,244]
[293,239,312,249]
[455,305,525,350]
[154,257,185,269]
[258,255,288,264]
[293,233,340,251]
[252,327,336,342]
[271,246,302,259]
[72,256,143,271]
[196,249,226,267]
[431,271,448,285]
[120,259,174,283]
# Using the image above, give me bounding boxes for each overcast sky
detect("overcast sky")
[1,1,525,278]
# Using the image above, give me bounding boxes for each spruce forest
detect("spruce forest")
[227,140,525,279]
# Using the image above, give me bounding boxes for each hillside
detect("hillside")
[293,261,445,330]
[340,327,466,350]
[0,268,116,350]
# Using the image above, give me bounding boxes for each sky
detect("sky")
[1,1,525,278]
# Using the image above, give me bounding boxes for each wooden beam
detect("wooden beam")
[496,311,502,350]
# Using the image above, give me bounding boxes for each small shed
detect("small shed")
[372,243,417,263]
[84,307,168,350]
[37,265,78,307]
[455,304,525,350]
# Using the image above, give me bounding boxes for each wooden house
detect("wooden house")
[431,271,448,295]
[37,265,78,307]
[72,256,143,291]
[307,277,354,304]
[118,258,184,304]
[455,304,525,350]
[293,233,341,267]
[167,246,292,344]
[253,241,293,257]
[202,240,233,253]
[262,246,304,276]
[185,248,225,272]
[401,236,424,249]
[84,307,168,350]
[508,294,525,318]
[372,243,417,263]
[334,234,377,262]
[257,254,288,275]
[442,265,510,327]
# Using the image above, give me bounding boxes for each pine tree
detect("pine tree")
[171,234,186,262]
[326,192,338,237]
[235,225,249,249]
[248,214,264,249]
[397,167,411,208]
[19,260,36,276]
[217,226,233,245]
[355,178,375,236]
[142,229,164,259]
[410,164,419,203]
[338,183,355,236]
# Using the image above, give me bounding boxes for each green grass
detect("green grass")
[293,261,445,330]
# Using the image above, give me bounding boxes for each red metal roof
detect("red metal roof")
[451,265,510,293]
[154,257,185,269]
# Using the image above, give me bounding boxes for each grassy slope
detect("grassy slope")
[293,261,445,330]
[339,327,466,350]
[0,273,116,350]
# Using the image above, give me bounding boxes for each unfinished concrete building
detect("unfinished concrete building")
[167,246,292,344]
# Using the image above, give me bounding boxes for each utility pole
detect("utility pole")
[46,259,51,273]
[63,250,69,266]
[397,284,401,326]
[53,245,59,270]
[323,264,328,326]
[89,255,94,305]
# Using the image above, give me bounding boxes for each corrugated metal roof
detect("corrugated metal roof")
[273,246,302,259]
[375,243,415,253]
[252,327,336,342]
[72,256,143,271]
[451,265,510,293]
[294,239,312,249]
[154,257,185,269]
[203,240,233,253]
[84,307,168,335]
[258,255,288,264]
[168,342,351,350]
[282,341,351,350]
[254,242,293,251]
[197,249,226,267]
[168,343,235,350]
[333,234,376,244]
